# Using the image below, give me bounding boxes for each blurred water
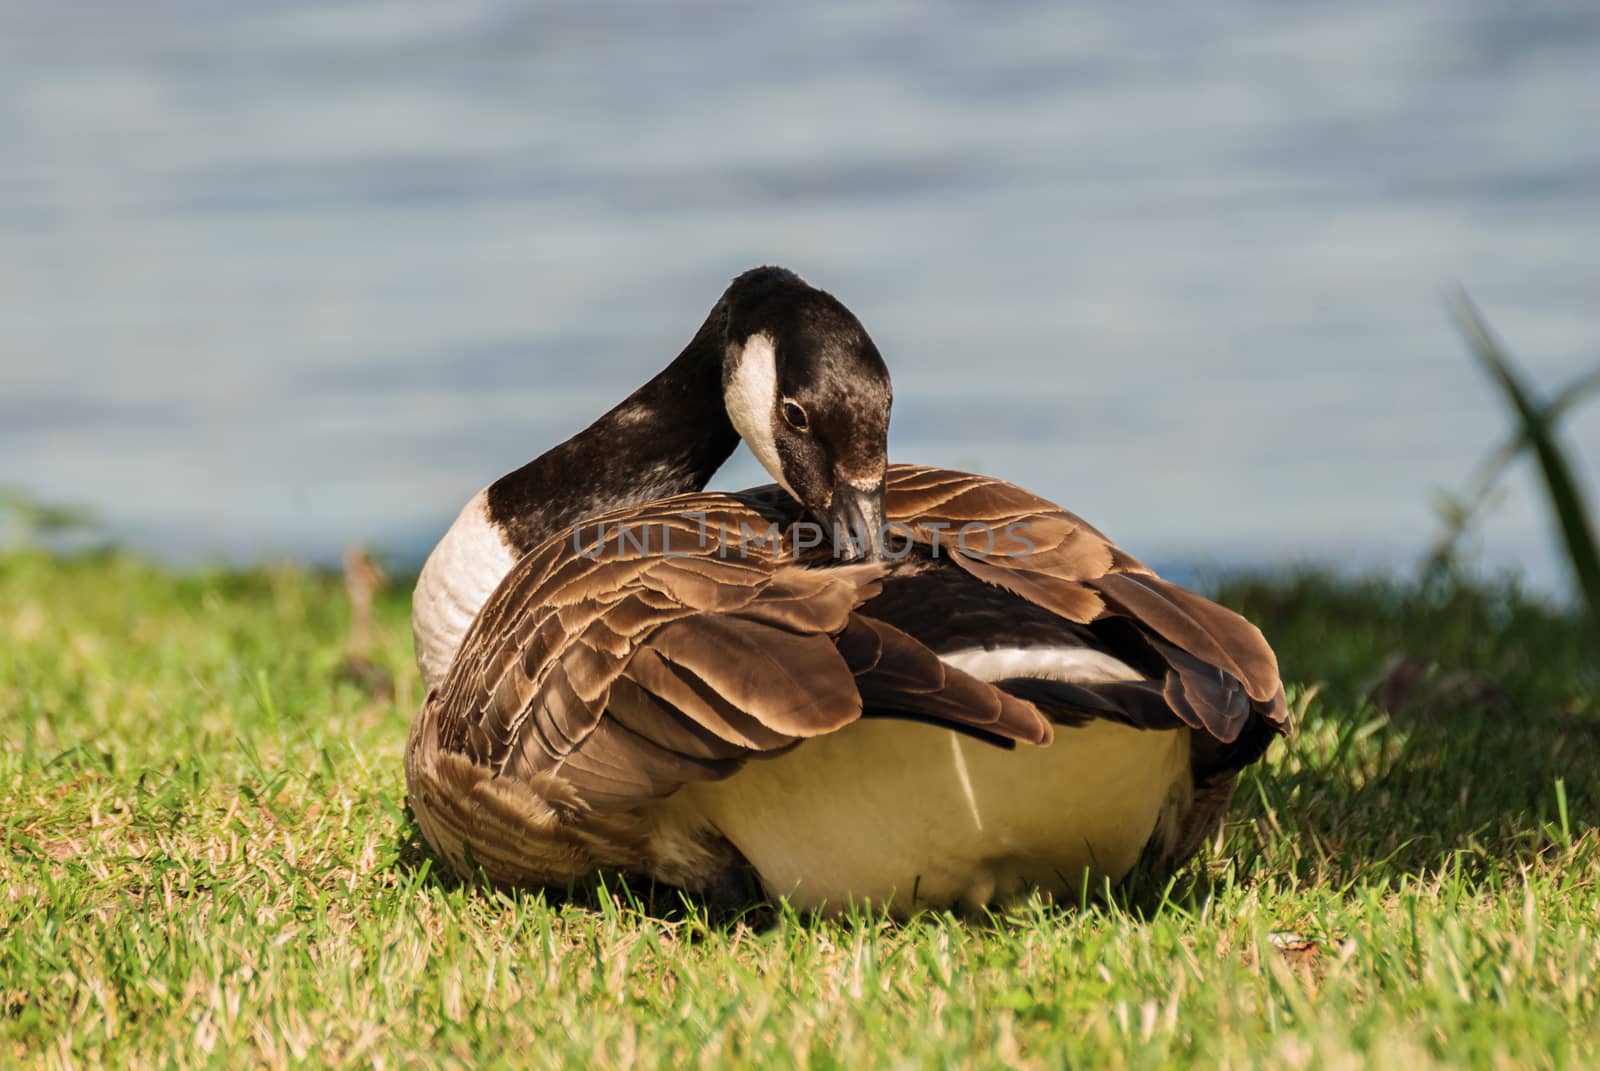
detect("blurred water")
[2,0,1597,588]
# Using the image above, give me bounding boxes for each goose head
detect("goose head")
[719,267,892,560]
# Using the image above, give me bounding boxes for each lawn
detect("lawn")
[2,549,1597,1069]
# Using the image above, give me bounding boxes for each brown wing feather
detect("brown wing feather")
[422,488,1051,818]
[423,466,1286,826]
[837,615,1053,746]
[879,465,1291,753]
[412,463,1288,889]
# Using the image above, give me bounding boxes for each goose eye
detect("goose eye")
[781,400,809,431]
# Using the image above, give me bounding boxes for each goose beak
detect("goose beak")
[824,480,887,561]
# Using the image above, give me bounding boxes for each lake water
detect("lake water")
[3,0,1597,590]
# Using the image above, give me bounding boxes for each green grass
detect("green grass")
[2,550,1597,1069]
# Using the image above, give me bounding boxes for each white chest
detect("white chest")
[412,489,518,692]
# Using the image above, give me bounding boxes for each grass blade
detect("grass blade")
[1451,292,1600,634]
[1424,363,1600,581]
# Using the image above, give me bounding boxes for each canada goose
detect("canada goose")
[407,267,1289,912]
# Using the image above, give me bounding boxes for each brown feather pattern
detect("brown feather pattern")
[410,465,1289,887]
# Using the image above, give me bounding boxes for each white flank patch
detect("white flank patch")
[669,717,1190,913]
[939,645,1144,684]
[722,332,796,496]
[662,629,1194,913]
[412,488,518,691]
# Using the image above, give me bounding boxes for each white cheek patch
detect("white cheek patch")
[723,332,797,497]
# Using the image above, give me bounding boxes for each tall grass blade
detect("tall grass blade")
[1424,365,1600,581]
[1451,292,1600,634]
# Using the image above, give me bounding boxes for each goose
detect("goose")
[407,266,1289,912]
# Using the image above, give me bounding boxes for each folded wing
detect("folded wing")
[424,493,1053,817]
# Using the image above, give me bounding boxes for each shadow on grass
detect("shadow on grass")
[1216,573,1599,886]
[387,809,789,930]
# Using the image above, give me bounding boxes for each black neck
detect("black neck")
[485,304,739,554]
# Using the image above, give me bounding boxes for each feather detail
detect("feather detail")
[408,464,1289,894]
